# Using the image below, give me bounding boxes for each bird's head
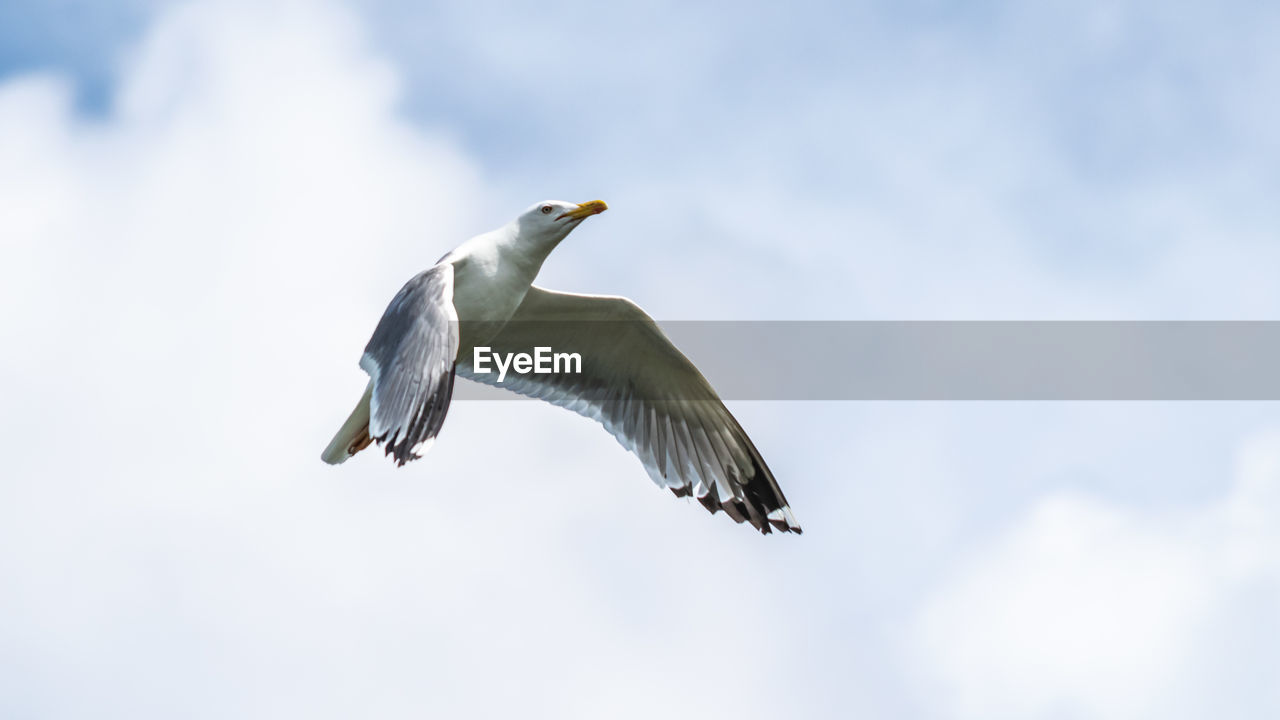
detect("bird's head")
[515,199,608,245]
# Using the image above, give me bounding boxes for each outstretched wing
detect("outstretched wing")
[457,286,801,534]
[361,263,460,465]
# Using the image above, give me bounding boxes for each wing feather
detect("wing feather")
[360,263,460,465]
[457,286,801,534]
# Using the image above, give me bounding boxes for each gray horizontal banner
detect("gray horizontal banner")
[451,321,1280,400]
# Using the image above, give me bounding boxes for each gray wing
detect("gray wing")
[457,286,801,534]
[361,263,460,465]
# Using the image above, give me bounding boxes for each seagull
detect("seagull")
[321,200,801,534]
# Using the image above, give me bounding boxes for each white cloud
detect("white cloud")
[0,3,807,717]
[4,2,1280,718]
[911,429,1280,720]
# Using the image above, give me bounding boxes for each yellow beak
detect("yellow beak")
[558,199,609,221]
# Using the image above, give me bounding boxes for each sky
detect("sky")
[1,1,1279,718]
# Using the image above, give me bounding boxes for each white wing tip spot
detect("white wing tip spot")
[410,437,436,457]
[769,506,803,531]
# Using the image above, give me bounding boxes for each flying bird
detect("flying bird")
[321,200,801,534]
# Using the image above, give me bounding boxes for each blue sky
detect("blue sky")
[2,1,1279,718]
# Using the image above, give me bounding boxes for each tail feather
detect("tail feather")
[321,382,374,465]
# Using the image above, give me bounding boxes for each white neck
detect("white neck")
[443,221,564,326]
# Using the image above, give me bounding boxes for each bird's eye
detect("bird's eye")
[540,205,553,215]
